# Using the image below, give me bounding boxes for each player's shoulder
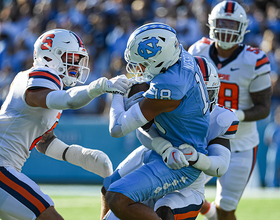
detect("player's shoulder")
[213,105,239,128]
[30,66,60,76]
[241,45,270,69]
[188,37,214,55]
[28,66,63,90]
[212,105,239,137]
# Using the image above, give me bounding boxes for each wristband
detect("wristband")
[233,109,245,121]
[192,152,211,171]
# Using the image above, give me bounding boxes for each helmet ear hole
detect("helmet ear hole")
[159,36,166,42]
[43,56,52,62]
[155,62,164,68]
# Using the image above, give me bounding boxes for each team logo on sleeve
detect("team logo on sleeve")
[138,37,162,59]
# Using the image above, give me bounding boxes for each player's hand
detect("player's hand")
[162,146,189,170]
[106,75,130,95]
[178,143,198,165]
[124,91,144,111]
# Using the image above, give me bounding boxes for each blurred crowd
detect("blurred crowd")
[1,0,280,114]
[0,0,280,186]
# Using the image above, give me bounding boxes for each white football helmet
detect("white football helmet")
[194,56,220,112]
[124,22,181,82]
[33,29,90,87]
[208,1,249,50]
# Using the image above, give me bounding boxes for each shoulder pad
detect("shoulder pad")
[188,37,213,55]
[31,66,60,77]
[29,67,63,90]
[242,45,270,68]
[216,108,238,128]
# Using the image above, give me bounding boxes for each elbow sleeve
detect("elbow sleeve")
[46,86,92,110]
[109,100,148,138]
[204,143,231,177]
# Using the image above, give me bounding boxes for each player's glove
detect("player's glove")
[124,91,144,111]
[179,144,198,164]
[151,137,189,170]
[87,75,130,99]
[106,75,130,95]
[178,143,211,171]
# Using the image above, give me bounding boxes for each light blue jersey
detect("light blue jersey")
[106,47,211,203]
[144,47,210,154]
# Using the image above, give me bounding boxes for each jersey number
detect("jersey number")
[195,72,209,115]
[218,82,239,109]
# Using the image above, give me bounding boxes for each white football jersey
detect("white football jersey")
[189,37,271,152]
[0,66,63,172]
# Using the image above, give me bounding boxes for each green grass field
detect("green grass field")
[52,195,280,220]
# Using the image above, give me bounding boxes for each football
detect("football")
[128,82,149,98]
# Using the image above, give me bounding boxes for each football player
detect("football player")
[105,22,211,220]
[188,1,272,220]
[102,56,239,220]
[0,29,130,220]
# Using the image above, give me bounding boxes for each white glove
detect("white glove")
[178,143,211,171]
[106,75,130,95]
[162,146,190,170]
[124,91,144,111]
[178,143,198,162]
[87,75,130,98]
[151,137,189,170]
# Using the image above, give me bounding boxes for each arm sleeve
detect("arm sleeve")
[136,126,161,150]
[46,77,108,110]
[109,94,149,138]
[46,86,92,110]
[203,143,231,177]
[249,73,271,93]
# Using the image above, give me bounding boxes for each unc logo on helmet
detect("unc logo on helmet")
[138,37,162,60]
[124,22,181,82]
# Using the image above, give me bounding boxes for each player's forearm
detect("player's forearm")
[46,77,109,110]
[243,104,270,121]
[202,144,230,177]
[136,126,160,150]
[36,131,57,154]
[242,87,271,122]
[109,94,148,138]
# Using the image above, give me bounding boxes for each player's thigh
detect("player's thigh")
[107,157,202,202]
[0,166,54,220]
[154,187,204,219]
[215,148,256,211]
